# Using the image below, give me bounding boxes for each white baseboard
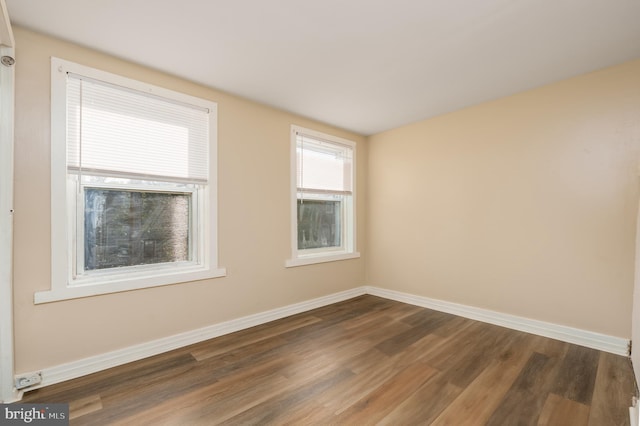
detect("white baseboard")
[18,284,629,396]
[365,286,630,356]
[0,389,22,404]
[22,287,367,391]
[630,399,639,426]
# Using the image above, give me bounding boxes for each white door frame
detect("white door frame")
[632,196,640,426]
[0,0,17,403]
[633,197,640,382]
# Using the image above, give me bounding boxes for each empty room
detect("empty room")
[1,0,640,424]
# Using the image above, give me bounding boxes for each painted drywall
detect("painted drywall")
[367,60,640,339]
[12,27,366,373]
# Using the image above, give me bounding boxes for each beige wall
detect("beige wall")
[367,60,640,338]
[12,27,366,373]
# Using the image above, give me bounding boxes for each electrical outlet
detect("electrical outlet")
[15,372,42,390]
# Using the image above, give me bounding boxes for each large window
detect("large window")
[286,125,359,267]
[38,58,225,303]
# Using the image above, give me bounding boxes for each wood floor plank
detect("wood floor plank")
[309,295,392,322]
[421,320,494,368]
[486,351,561,425]
[375,309,455,356]
[321,333,443,416]
[217,368,355,425]
[529,334,569,359]
[401,307,456,328]
[317,363,401,417]
[17,296,635,425]
[22,351,200,411]
[339,309,393,330]
[552,345,600,405]
[538,393,590,426]
[335,361,439,424]
[22,350,197,403]
[432,314,474,338]
[111,369,291,425]
[192,336,299,383]
[189,314,322,361]
[68,394,102,420]
[374,299,425,321]
[341,346,390,375]
[429,332,536,425]
[413,316,481,368]
[429,323,518,388]
[377,371,463,425]
[588,352,635,426]
[357,316,414,347]
[116,336,362,425]
[193,335,289,367]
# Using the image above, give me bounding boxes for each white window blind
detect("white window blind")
[66,74,209,183]
[296,133,353,195]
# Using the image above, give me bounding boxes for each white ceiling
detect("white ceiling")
[6,0,640,135]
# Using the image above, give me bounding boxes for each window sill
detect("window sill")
[34,267,227,304]
[285,252,360,268]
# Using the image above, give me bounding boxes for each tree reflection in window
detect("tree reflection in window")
[297,199,341,249]
[84,189,190,270]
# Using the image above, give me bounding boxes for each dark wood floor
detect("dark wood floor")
[21,295,636,425]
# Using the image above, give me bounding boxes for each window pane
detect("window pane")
[84,188,190,270]
[297,199,341,249]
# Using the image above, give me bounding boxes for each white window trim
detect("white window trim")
[37,57,225,304]
[285,125,360,268]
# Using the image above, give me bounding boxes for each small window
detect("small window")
[38,58,225,303]
[286,126,360,267]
